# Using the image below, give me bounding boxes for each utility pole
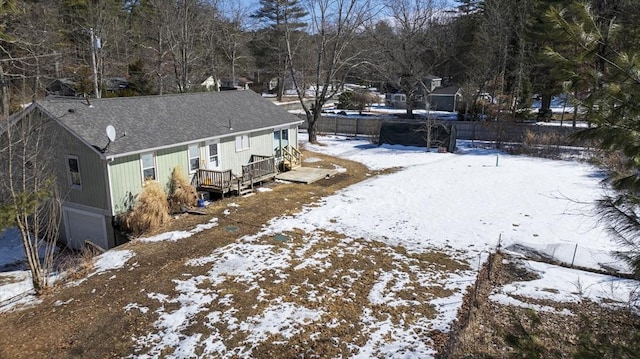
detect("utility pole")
[90,28,100,99]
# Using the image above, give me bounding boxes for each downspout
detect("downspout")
[104,156,116,247]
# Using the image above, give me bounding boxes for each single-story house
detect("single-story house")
[103,77,129,93]
[9,90,303,250]
[219,77,253,91]
[200,76,220,91]
[384,75,462,112]
[46,78,80,97]
[46,77,131,97]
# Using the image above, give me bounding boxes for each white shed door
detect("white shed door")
[63,208,108,250]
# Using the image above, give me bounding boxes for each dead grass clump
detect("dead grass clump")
[590,149,630,175]
[126,180,170,236]
[522,130,565,147]
[510,130,569,158]
[55,247,97,282]
[168,166,198,213]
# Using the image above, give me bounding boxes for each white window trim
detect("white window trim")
[66,155,82,190]
[235,134,250,152]
[206,140,220,169]
[188,144,200,174]
[140,152,157,182]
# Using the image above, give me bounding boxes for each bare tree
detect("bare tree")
[0,109,60,294]
[287,0,373,143]
[0,0,19,118]
[129,0,175,94]
[216,1,255,85]
[167,0,206,92]
[0,0,62,294]
[369,0,449,118]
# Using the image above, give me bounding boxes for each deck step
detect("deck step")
[239,188,254,196]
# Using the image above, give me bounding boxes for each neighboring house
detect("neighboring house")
[10,90,303,250]
[200,76,220,91]
[385,75,462,112]
[46,78,80,97]
[103,77,129,94]
[219,77,253,90]
[267,69,305,94]
[421,75,442,93]
[46,77,130,97]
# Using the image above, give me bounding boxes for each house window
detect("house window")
[67,155,82,189]
[207,142,219,169]
[188,144,200,173]
[235,134,250,152]
[141,152,156,181]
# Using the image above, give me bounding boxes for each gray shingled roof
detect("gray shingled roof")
[430,86,461,95]
[36,90,303,158]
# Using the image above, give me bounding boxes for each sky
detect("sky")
[235,0,460,27]
[1,128,636,357]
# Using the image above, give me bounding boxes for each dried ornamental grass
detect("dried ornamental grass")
[168,166,198,213]
[126,180,170,235]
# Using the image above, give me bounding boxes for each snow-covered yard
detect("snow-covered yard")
[1,135,637,357]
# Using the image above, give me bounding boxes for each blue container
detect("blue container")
[197,198,205,208]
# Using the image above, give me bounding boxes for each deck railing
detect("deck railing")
[282,146,302,169]
[194,168,233,192]
[194,155,277,197]
[242,155,275,183]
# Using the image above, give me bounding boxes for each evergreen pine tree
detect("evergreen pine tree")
[547,2,640,276]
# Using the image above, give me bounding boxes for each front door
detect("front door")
[273,129,289,157]
[206,141,220,170]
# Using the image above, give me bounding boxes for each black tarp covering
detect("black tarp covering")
[378,121,456,152]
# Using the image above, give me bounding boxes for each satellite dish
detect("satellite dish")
[106,125,116,142]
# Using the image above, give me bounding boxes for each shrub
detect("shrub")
[337,90,377,113]
[125,180,170,236]
[168,166,198,213]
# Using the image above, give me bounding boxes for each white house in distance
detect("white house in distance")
[200,76,220,91]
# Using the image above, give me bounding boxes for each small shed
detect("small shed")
[428,86,462,112]
[378,121,456,152]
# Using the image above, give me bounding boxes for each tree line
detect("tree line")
[0,1,636,116]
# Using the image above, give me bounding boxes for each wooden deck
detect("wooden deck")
[193,155,277,197]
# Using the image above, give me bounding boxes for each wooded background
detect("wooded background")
[1,0,639,121]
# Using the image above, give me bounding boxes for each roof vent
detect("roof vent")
[68,108,75,113]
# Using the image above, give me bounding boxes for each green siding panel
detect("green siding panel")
[109,146,190,214]
[51,119,109,211]
[109,154,143,214]
[107,127,298,215]
[219,130,278,175]
[157,146,189,192]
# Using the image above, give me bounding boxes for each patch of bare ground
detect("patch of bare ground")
[442,252,640,358]
[184,228,464,358]
[0,147,454,358]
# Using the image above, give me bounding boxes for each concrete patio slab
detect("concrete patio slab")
[275,167,339,184]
